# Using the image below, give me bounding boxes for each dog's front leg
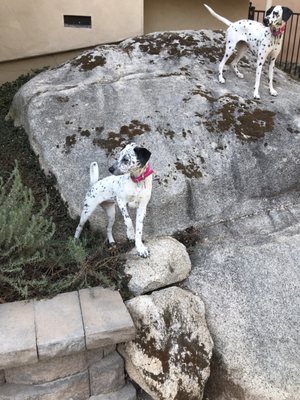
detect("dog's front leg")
[268,55,278,96]
[253,51,268,99]
[135,203,149,258]
[117,198,135,241]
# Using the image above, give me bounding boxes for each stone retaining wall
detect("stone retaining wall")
[0,287,137,400]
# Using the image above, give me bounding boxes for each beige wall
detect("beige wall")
[0,0,143,62]
[144,0,250,33]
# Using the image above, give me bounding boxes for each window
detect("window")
[64,15,92,28]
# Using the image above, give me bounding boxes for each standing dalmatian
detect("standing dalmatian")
[204,4,293,99]
[75,143,153,258]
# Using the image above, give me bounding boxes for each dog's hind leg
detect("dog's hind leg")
[231,41,247,78]
[101,201,116,244]
[74,197,99,239]
[218,40,237,83]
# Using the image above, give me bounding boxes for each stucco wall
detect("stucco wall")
[0,0,143,62]
[144,0,249,33]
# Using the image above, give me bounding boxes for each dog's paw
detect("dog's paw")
[137,245,150,258]
[237,72,244,79]
[219,76,225,84]
[253,92,260,100]
[108,242,118,255]
[270,89,278,97]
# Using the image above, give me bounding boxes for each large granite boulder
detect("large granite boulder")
[119,287,213,400]
[8,30,300,240]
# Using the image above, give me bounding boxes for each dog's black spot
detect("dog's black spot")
[134,147,151,167]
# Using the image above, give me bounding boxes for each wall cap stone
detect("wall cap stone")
[0,288,135,370]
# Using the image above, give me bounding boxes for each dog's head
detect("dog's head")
[108,143,151,176]
[263,6,293,27]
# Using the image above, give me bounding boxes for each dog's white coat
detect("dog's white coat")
[75,143,152,258]
[204,4,292,99]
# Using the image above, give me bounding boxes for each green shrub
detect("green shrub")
[0,163,55,295]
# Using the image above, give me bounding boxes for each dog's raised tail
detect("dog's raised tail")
[204,4,232,26]
[90,162,99,186]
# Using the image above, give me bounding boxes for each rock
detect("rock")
[0,371,89,400]
[8,30,300,241]
[0,300,37,369]
[187,215,300,400]
[89,351,125,396]
[89,382,136,400]
[4,352,87,385]
[34,291,85,360]
[119,287,213,400]
[79,287,136,349]
[125,236,191,295]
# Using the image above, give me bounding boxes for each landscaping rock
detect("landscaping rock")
[4,352,87,385]
[89,382,136,400]
[187,215,300,400]
[119,287,213,400]
[0,370,89,400]
[0,300,37,369]
[79,287,136,349]
[89,351,125,395]
[125,236,191,295]
[34,291,85,359]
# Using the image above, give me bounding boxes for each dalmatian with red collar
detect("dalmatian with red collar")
[74,143,153,258]
[204,4,293,99]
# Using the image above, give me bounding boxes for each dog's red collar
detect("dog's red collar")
[131,163,154,183]
[270,25,286,37]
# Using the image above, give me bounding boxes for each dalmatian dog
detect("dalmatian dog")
[204,4,293,99]
[74,143,153,258]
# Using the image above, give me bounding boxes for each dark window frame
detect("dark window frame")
[64,15,92,28]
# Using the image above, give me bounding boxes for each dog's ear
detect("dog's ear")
[282,7,293,22]
[134,147,151,167]
[265,6,274,16]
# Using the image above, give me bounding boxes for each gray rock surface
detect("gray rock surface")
[89,351,125,396]
[89,382,136,400]
[8,30,300,241]
[125,236,191,295]
[187,213,300,400]
[119,287,213,400]
[8,29,300,399]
